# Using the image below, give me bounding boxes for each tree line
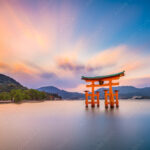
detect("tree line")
[0,89,61,103]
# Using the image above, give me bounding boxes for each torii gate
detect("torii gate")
[81,71,125,108]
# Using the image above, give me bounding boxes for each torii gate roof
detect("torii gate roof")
[81,71,125,80]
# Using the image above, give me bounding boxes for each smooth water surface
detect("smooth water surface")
[0,100,150,150]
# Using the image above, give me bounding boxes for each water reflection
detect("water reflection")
[84,103,120,117]
[104,107,120,117]
[0,100,150,150]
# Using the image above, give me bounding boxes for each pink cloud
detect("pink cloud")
[0,1,150,90]
[88,45,127,68]
[120,76,150,88]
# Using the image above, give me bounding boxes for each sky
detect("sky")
[0,0,150,92]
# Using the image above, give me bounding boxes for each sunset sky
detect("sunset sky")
[0,0,150,92]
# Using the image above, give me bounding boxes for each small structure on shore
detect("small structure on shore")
[81,71,125,108]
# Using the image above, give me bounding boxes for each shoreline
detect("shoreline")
[0,99,60,104]
[0,98,150,104]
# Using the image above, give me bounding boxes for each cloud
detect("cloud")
[87,45,150,76]
[55,44,150,90]
[88,45,126,69]
[57,57,85,72]
[39,72,57,79]
[1,42,150,90]
[0,0,80,65]
[0,62,10,70]
[120,60,145,73]
[120,76,150,88]
[0,1,150,90]
[0,61,58,88]
[56,56,102,82]
[66,83,86,92]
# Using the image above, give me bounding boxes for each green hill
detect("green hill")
[0,74,26,92]
[0,74,61,102]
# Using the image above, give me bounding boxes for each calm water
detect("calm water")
[0,100,150,150]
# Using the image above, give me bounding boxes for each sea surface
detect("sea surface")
[0,100,150,150]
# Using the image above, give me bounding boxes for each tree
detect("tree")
[0,88,61,102]
[0,92,11,100]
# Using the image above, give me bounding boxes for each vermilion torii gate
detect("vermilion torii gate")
[81,71,125,108]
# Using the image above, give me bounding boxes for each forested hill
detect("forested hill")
[0,74,26,92]
[0,74,61,102]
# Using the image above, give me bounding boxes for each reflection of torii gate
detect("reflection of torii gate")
[81,71,125,108]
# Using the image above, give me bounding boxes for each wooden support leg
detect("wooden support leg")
[85,91,89,107]
[109,81,114,108]
[91,81,95,107]
[115,90,119,107]
[104,90,108,108]
[96,91,100,107]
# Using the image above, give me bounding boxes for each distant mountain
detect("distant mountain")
[1,73,149,100]
[37,86,84,99]
[38,85,150,99]
[96,86,150,99]
[0,74,26,92]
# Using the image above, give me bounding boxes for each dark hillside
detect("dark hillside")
[0,74,26,92]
